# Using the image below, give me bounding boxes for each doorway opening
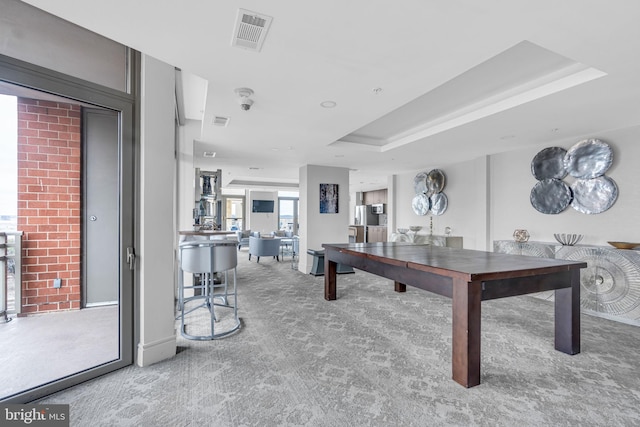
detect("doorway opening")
[278,197,299,235]
[0,66,134,403]
[223,196,245,231]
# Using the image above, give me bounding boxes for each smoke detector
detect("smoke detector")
[235,87,255,111]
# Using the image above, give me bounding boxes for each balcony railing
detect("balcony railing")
[1,231,23,322]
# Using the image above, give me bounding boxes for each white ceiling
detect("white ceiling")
[21,0,640,192]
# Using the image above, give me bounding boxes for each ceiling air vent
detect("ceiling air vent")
[213,116,230,127]
[232,9,273,52]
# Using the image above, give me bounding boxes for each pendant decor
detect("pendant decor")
[529,139,617,215]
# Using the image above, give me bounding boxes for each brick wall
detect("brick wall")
[17,98,81,315]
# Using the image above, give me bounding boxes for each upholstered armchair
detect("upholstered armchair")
[236,230,259,250]
[248,236,281,262]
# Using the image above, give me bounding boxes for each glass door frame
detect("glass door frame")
[0,52,137,403]
[278,197,299,235]
[221,195,246,231]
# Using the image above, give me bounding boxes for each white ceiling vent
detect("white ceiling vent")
[232,9,273,52]
[213,116,230,127]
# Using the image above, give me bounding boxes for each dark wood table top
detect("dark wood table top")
[322,242,587,282]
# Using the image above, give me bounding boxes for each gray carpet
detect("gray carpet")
[38,252,640,426]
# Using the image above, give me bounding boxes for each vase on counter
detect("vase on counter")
[513,229,530,243]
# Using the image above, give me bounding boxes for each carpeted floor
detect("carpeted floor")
[38,251,640,426]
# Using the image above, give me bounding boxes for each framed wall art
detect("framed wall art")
[319,183,339,214]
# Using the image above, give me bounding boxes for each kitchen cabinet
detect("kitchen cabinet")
[349,225,365,243]
[367,226,387,243]
[363,189,387,205]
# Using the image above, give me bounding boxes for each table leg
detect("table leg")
[452,279,481,387]
[324,254,337,301]
[394,281,406,293]
[554,269,581,355]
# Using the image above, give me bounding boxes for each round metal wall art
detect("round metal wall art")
[413,172,428,195]
[529,138,616,215]
[570,176,618,214]
[430,192,448,216]
[411,194,430,216]
[531,146,568,180]
[564,138,613,179]
[426,169,446,196]
[412,169,448,216]
[530,179,573,214]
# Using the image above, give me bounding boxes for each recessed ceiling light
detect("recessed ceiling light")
[203,151,216,157]
[320,101,337,108]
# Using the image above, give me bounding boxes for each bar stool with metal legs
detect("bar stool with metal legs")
[177,239,240,340]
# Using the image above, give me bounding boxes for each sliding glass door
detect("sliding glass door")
[0,54,136,403]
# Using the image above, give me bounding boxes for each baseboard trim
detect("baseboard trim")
[136,333,176,367]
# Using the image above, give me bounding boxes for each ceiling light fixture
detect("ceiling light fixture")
[235,87,254,111]
[320,101,337,108]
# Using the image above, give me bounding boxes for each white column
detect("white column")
[298,165,350,273]
[137,54,177,366]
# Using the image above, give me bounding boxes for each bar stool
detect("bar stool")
[178,240,240,340]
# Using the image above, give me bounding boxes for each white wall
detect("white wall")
[393,157,488,250]
[246,190,278,234]
[299,165,350,273]
[390,125,640,250]
[490,125,640,246]
[0,0,127,91]
[137,54,177,366]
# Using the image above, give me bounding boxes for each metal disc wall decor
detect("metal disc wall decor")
[411,194,430,216]
[413,172,428,195]
[430,192,448,215]
[412,169,448,216]
[529,138,616,215]
[564,138,613,179]
[531,146,568,180]
[557,246,640,318]
[570,176,618,214]
[426,169,446,196]
[530,179,573,214]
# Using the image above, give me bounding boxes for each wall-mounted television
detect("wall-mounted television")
[252,199,274,213]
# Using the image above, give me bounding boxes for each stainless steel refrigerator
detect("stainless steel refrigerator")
[354,205,378,242]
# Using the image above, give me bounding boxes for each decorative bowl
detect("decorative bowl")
[409,226,422,232]
[608,241,640,250]
[554,233,583,246]
[397,228,409,234]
